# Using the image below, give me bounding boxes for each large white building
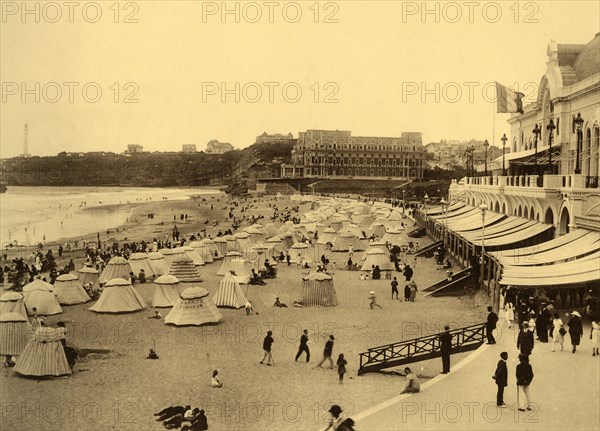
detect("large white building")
[450,33,600,235]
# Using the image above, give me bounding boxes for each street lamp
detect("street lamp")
[479,203,488,287]
[501,134,508,176]
[440,198,448,245]
[532,124,541,176]
[574,113,584,174]
[483,140,489,176]
[547,119,556,174]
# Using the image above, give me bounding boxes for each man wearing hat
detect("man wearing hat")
[517,322,534,358]
[439,325,452,374]
[400,367,421,394]
[492,351,508,407]
[316,335,335,369]
[568,311,583,354]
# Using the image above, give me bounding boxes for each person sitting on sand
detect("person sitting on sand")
[181,410,208,431]
[400,367,421,394]
[4,355,16,367]
[138,269,147,283]
[154,405,191,422]
[274,297,288,308]
[149,310,162,319]
[211,370,222,388]
[164,408,200,429]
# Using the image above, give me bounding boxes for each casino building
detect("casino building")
[450,33,600,235]
[281,129,425,180]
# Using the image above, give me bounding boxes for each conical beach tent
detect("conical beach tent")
[168,257,203,282]
[53,273,91,305]
[300,273,338,306]
[0,291,27,318]
[213,273,248,308]
[213,237,228,257]
[77,266,100,288]
[159,248,187,268]
[100,256,133,284]
[165,287,224,326]
[216,252,252,283]
[89,278,147,313]
[0,312,33,356]
[152,275,184,307]
[148,252,169,276]
[182,246,205,267]
[22,279,63,316]
[330,233,365,252]
[360,248,395,271]
[128,253,155,277]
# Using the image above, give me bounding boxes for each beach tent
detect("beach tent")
[216,252,253,283]
[147,252,170,276]
[266,237,286,256]
[381,228,405,246]
[290,242,314,264]
[368,222,387,238]
[0,312,32,356]
[317,227,337,245]
[158,248,188,267]
[300,272,338,307]
[264,223,279,237]
[213,273,248,308]
[360,242,387,261]
[14,326,71,377]
[77,266,100,288]
[53,274,91,305]
[234,232,252,250]
[100,256,133,284]
[189,240,214,263]
[360,248,395,271]
[152,275,184,308]
[89,278,147,314]
[330,233,366,252]
[338,224,365,239]
[168,257,203,282]
[0,291,28,318]
[165,287,224,326]
[22,279,63,316]
[128,253,155,277]
[221,235,239,252]
[244,227,264,243]
[182,246,205,267]
[213,237,228,257]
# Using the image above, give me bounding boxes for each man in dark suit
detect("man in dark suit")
[439,325,452,374]
[517,322,535,357]
[486,306,499,344]
[516,354,534,411]
[492,352,508,407]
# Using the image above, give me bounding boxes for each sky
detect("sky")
[1,0,599,157]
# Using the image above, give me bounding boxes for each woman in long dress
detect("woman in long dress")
[591,319,600,357]
[14,322,71,377]
[551,312,564,352]
[505,301,515,329]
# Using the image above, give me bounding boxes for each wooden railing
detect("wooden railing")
[358,322,487,375]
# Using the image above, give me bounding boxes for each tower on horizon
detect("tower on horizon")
[20,124,31,158]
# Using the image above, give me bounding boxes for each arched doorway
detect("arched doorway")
[544,208,554,225]
[518,205,522,217]
[494,201,500,212]
[559,207,570,234]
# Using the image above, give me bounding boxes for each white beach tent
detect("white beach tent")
[147,252,170,276]
[128,253,155,277]
[360,248,395,271]
[317,227,337,245]
[89,278,147,314]
[152,275,184,308]
[77,266,100,288]
[159,248,188,268]
[0,312,32,356]
[53,273,91,305]
[22,279,63,316]
[300,272,338,307]
[360,242,387,261]
[201,238,223,260]
[381,228,406,246]
[234,232,252,250]
[290,242,314,264]
[369,222,387,238]
[190,240,213,263]
[165,287,224,326]
[182,246,205,267]
[100,256,133,284]
[213,237,228,257]
[330,233,366,252]
[216,252,252,283]
[222,235,239,252]
[213,272,248,308]
[0,291,28,318]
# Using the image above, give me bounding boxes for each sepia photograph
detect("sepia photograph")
[1,1,599,430]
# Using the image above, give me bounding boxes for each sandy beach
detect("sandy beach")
[0,194,489,431]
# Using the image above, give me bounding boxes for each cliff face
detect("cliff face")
[0,142,294,191]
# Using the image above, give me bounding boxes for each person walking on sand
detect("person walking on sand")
[590,318,600,356]
[486,306,499,344]
[260,330,274,366]
[492,351,508,407]
[295,329,310,362]
[369,291,383,309]
[336,354,347,383]
[551,312,565,352]
[568,311,583,354]
[516,354,534,412]
[316,335,335,369]
[391,277,399,300]
[404,284,411,301]
[439,325,452,374]
[409,281,418,302]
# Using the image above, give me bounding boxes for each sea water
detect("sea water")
[0,186,222,247]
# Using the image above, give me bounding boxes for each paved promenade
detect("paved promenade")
[355,313,600,431]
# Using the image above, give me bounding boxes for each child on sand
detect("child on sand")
[336,354,347,383]
[369,291,383,309]
[211,370,222,388]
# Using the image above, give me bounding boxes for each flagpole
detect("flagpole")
[492,98,496,176]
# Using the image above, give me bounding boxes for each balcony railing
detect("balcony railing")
[586,176,599,188]
[463,174,599,189]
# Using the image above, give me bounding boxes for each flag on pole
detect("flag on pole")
[495,82,525,114]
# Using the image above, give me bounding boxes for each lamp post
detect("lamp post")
[574,113,584,174]
[483,140,489,176]
[532,124,541,176]
[501,134,508,176]
[479,203,488,288]
[424,193,429,232]
[440,198,448,245]
[547,119,556,175]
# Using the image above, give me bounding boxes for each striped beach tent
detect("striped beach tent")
[89,278,147,314]
[53,273,91,305]
[168,257,203,283]
[300,273,338,307]
[147,252,169,276]
[213,273,248,309]
[22,279,63,316]
[77,266,100,288]
[14,326,71,377]
[100,256,133,284]
[0,312,33,356]
[152,275,183,308]
[0,291,28,318]
[165,287,224,326]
